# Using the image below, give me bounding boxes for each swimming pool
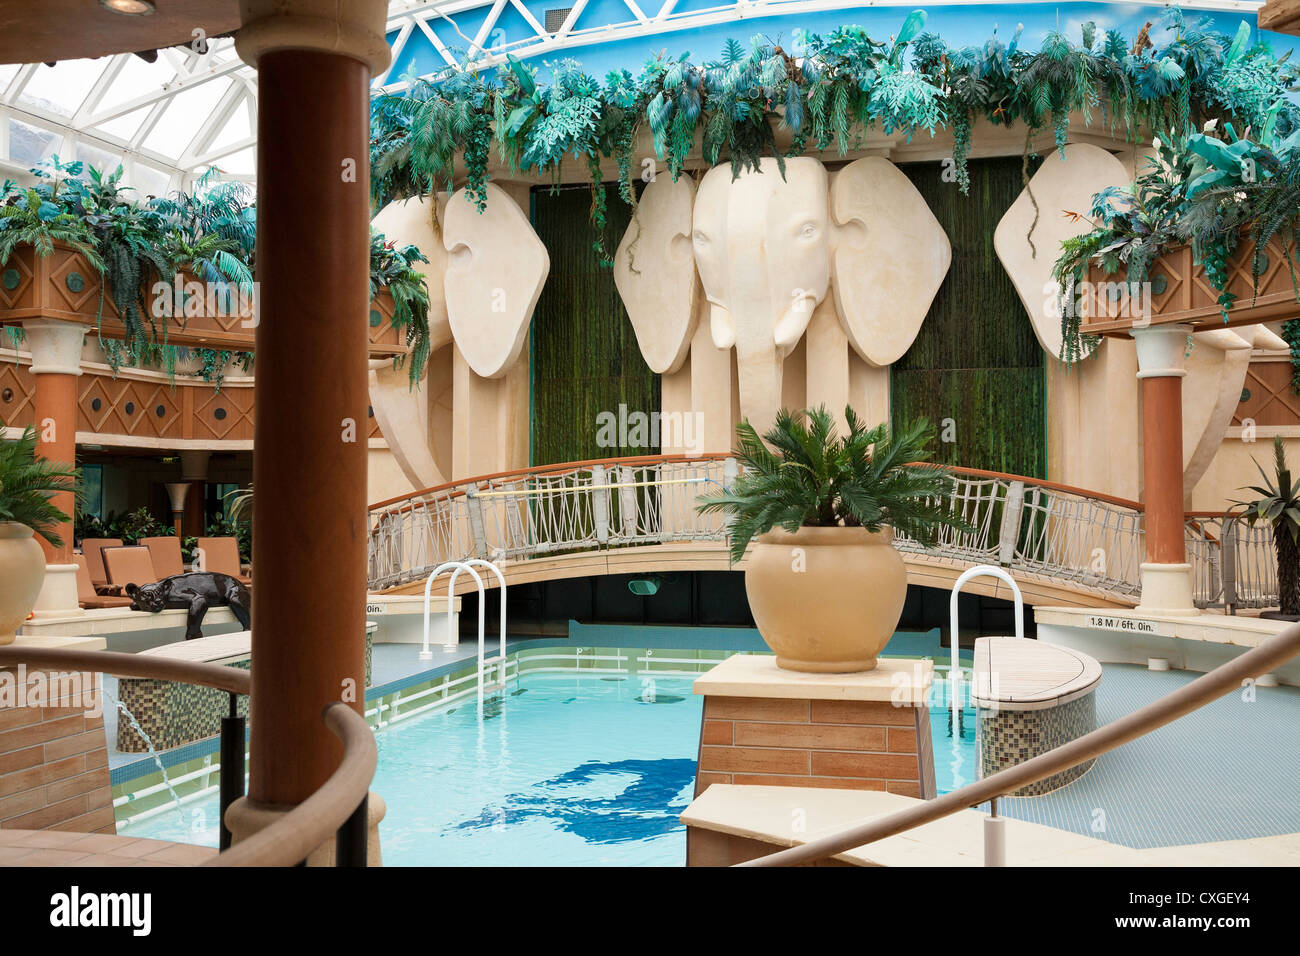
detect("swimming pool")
[115,653,979,865]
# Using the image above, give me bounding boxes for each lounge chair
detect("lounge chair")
[102,545,159,595]
[74,554,133,609]
[195,536,251,585]
[80,538,124,587]
[139,536,186,578]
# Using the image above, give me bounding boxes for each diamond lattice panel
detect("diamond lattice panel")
[0,363,36,428]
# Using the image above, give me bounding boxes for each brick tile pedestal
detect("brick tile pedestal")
[1,637,115,834]
[693,655,935,799]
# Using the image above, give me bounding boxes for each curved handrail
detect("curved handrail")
[0,645,375,868]
[205,702,376,867]
[367,456,1143,516]
[0,645,250,696]
[738,623,1300,866]
[365,453,1277,609]
[368,452,735,513]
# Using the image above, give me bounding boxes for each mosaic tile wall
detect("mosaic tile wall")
[117,661,251,753]
[116,632,373,753]
[977,693,1096,797]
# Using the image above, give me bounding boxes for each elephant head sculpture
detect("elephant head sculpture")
[443,181,550,379]
[369,184,549,490]
[615,156,951,432]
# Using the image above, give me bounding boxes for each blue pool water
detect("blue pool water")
[116,661,978,865]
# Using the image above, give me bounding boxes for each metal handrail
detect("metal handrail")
[206,702,376,867]
[0,645,375,867]
[738,623,1300,866]
[366,454,1280,607]
[0,645,250,696]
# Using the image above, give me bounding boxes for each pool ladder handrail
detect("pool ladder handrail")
[947,564,1025,863]
[418,559,509,710]
[949,564,1024,736]
[458,558,508,707]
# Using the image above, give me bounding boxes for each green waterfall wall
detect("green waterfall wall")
[529,184,660,466]
[892,157,1047,479]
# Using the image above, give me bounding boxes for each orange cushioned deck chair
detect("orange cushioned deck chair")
[74,554,133,609]
[139,536,186,578]
[81,538,123,587]
[102,545,160,595]
[195,536,250,586]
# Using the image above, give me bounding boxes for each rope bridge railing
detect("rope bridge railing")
[366,456,1276,608]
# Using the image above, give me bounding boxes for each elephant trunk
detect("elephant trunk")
[735,338,784,437]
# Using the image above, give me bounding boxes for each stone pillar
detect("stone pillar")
[1132,325,1195,613]
[224,0,389,863]
[164,482,190,536]
[180,450,210,537]
[24,320,87,618]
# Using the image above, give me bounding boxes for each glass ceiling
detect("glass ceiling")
[0,0,1272,194]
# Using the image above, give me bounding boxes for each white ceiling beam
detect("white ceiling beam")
[509,0,550,41]
[415,16,462,69]
[469,0,509,57]
[177,81,247,169]
[375,18,417,86]
[86,53,248,127]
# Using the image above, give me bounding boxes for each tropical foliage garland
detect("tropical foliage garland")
[369,9,1300,242]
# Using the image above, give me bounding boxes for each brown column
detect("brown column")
[32,369,77,563]
[1140,374,1185,564]
[247,49,372,805]
[1131,325,1195,613]
[23,320,88,618]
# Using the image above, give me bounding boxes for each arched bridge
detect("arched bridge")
[367,454,1276,611]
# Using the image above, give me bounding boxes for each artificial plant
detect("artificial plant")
[0,424,79,548]
[1230,436,1300,616]
[369,8,1300,244]
[369,229,433,382]
[695,405,970,562]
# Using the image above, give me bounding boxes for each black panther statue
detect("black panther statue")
[125,572,251,640]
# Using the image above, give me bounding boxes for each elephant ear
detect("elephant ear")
[443,182,549,378]
[993,143,1129,357]
[371,194,452,354]
[613,175,699,374]
[830,157,950,366]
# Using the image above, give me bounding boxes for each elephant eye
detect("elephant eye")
[799,222,819,240]
[692,230,709,245]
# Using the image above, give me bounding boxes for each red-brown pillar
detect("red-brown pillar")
[234,1,390,815]
[1132,325,1195,612]
[24,320,87,617]
[1140,375,1186,564]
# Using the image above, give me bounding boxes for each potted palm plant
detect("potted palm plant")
[697,406,968,672]
[1231,436,1300,620]
[0,425,78,644]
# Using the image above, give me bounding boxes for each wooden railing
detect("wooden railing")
[0,645,374,867]
[367,455,1276,608]
[739,623,1300,866]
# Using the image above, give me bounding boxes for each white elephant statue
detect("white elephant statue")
[614,156,952,438]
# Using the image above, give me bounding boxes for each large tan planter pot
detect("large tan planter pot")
[0,522,46,645]
[745,526,907,672]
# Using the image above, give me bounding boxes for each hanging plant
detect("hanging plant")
[370,229,432,384]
